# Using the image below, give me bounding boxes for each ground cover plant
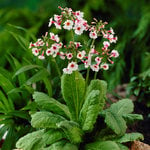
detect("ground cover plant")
[14,7,144,150]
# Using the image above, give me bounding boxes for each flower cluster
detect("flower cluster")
[29,6,119,74]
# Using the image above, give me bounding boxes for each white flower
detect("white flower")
[66,53,73,60]
[75,11,84,19]
[90,64,100,72]
[51,43,59,53]
[68,61,78,71]
[59,52,65,60]
[63,68,72,74]
[48,18,53,27]
[38,55,45,60]
[89,31,97,39]
[77,50,86,59]
[74,42,82,48]
[50,32,60,42]
[74,24,85,35]
[103,41,110,48]
[46,48,53,56]
[101,63,109,70]
[54,22,62,29]
[110,27,115,34]
[54,15,61,22]
[95,57,101,64]
[63,20,73,30]
[32,48,39,56]
[111,50,119,58]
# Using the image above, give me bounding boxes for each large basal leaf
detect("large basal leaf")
[104,111,127,135]
[108,99,134,115]
[43,140,78,150]
[57,120,83,144]
[117,143,128,150]
[114,133,144,143]
[85,141,120,150]
[31,111,66,129]
[16,129,64,150]
[33,92,71,119]
[16,130,44,150]
[42,129,65,146]
[79,90,100,132]
[61,71,85,121]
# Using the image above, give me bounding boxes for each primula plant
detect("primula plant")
[16,7,143,150]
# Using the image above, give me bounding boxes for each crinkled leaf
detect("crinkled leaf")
[16,130,44,150]
[43,140,78,150]
[61,71,85,121]
[85,141,120,150]
[108,99,134,115]
[33,92,71,119]
[79,90,100,132]
[114,133,144,143]
[57,120,83,144]
[123,114,143,123]
[31,111,66,129]
[105,111,127,135]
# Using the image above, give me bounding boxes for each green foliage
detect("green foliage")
[57,121,83,144]
[85,141,120,150]
[33,92,71,118]
[100,99,142,136]
[114,133,144,143]
[127,67,150,107]
[16,71,143,150]
[61,71,85,121]
[31,112,66,129]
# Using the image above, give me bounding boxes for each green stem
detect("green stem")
[94,72,97,79]
[53,58,61,78]
[85,67,90,91]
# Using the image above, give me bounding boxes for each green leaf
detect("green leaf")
[43,140,78,150]
[2,126,16,150]
[57,121,83,144]
[104,111,127,135]
[117,143,128,150]
[79,90,100,132]
[114,133,144,143]
[85,141,120,150]
[26,69,49,85]
[123,114,143,123]
[108,99,134,115]
[42,129,65,146]
[33,92,71,119]
[13,65,42,78]
[31,111,66,129]
[16,130,44,150]
[61,71,85,121]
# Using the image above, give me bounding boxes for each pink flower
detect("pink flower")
[74,24,85,35]
[77,50,86,59]
[68,61,78,71]
[89,31,97,39]
[63,68,72,74]
[50,32,60,42]
[74,42,82,48]
[95,57,102,64]
[48,18,53,27]
[110,50,119,58]
[103,41,110,49]
[75,11,84,19]
[32,48,39,56]
[101,63,109,70]
[46,48,53,56]
[63,20,73,30]
[90,64,100,72]
[66,53,73,60]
